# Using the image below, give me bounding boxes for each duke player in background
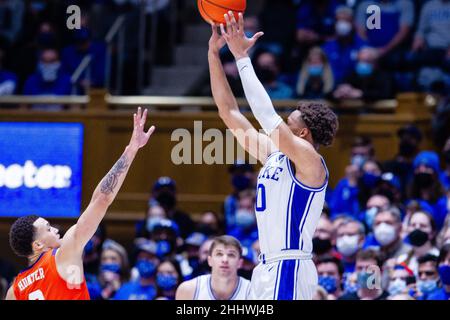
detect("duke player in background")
[175,235,250,300]
[208,12,339,300]
[6,107,155,300]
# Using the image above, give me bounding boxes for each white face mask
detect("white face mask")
[374,223,397,246]
[336,235,360,257]
[388,278,407,296]
[335,20,353,37]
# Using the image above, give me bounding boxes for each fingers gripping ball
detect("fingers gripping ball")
[198,0,246,24]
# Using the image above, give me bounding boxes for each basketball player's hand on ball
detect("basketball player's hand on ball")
[208,23,226,54]
[128,107,155,151]
[219,12,264,60]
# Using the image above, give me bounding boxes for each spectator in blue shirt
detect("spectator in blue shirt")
[296,0,342,46]
[416,254,443,300]
[0,48,17,95]
[253,50,294,99]
[322,6,367,85]
[155,258,183,300]
[428,243,450,299]
[356,0,415,67]
[408,151,448,230]
[228,189,258,248]
[114,240,160,300]
[61,27,106,93]
[23,48,71,96]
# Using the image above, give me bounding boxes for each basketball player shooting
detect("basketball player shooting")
[6,107,155,300]
[208,12,339,300]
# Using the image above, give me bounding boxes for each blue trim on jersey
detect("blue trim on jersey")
[286,157,327,192]
[19,252,46,274]
[277,260,296,300]
[229,277,242,300]
[294,260,300,300]
[273,261,282,300]
[289,186,312,249]
[285,182,295,248]
[194,276,201,300]
[52,248,58,256]
[300,192,316,250]
[266,151,281,162]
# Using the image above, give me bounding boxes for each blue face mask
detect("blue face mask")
[235,209,256,229]
[308,65,324,77]
[388,279,407,296]
[101,263,121,274]
[356,62,373,76]
[156,240,172,258]
[438,265,450,285]
[357,271,372,289]
[417,279,438,294]
[362,172,381,188]
[38,62,61,82]
[343,278,359,294]
[156,274,178,290]
[318,276,338,294]
[136,259,157,279]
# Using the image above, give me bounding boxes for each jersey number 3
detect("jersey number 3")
[256,184,266,212]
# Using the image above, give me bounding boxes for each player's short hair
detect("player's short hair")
[356,249,382,268]
[417,253,438,266]
[9,215,40,257]
[297,102,338,147]
[209,235,243,258]
[316,255,345,276]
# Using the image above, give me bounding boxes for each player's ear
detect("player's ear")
[299,127,309,139]
[32,239,44,253]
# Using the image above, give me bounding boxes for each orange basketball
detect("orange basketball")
[198,0,246,24]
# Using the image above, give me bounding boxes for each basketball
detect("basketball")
[197,0,246,24]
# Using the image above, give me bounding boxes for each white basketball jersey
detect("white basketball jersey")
[255,151,328,255]
[193,275,250,300]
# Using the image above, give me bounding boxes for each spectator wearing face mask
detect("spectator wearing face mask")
[183,232,207,280]
[339,249,389,300]
[61,20,107,92]
[94,240,130,300]
[440,138,450,191]
[371,206,412,262]
[359,194,391,244]
[333,47,394,101]
[356,160,384,215]
[114,240,159,300]
[312,215,338,259]
[397,211,439,275]
[23,48,71,99]
[135,203,167,239]
[0,48,17,95]
[296,46,334,99]
[149,177,195,239]
[322,6,367,85]
[228,189,258,248]
[415,254,442,300]
[316,255,345,299]
[427,244,450,299]
[224,162,255,233]
[387,264,416,298]
[155,258,183,300]
[196,210,222,237]
[383,125,423,199]
[335,218,366,275]
[408,151,448,230]
[253,50,294,99]
[328,136,376,218]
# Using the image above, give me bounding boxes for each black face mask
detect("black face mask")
[408,229,429,247]
[238,269,253,280]
[188,257,199,270]
[197,224,217,236]
[156,192,176,209]
[399,141,417,157]
[312,237,333,255]
[414,172,435,188]
[256,67,277,83]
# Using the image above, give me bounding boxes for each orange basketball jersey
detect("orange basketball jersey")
[13,249,90,300]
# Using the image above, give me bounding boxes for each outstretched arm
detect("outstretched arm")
[221,12,324,182]
[61,108,155,255]
[208,23,276,163]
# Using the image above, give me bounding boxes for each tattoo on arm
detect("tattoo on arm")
[100,154,129,195]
